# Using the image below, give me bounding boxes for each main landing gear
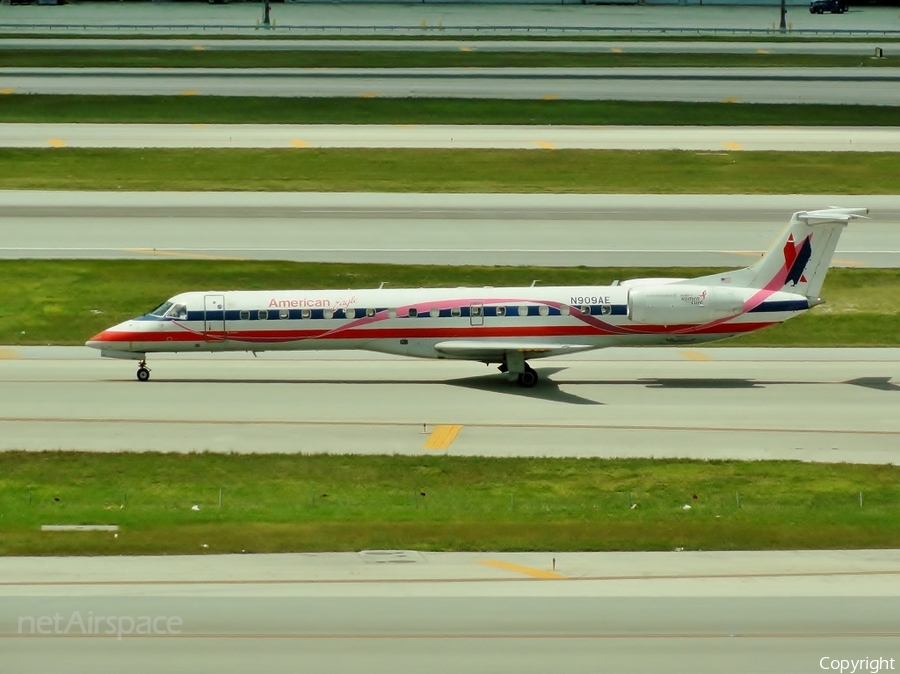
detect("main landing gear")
[517,365,538,389]
[498,359,539,388]
[136,360,151,382]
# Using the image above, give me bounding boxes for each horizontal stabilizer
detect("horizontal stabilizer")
[798,207,868,224]
[434,341,595,359]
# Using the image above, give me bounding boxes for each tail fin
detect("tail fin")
[684,207,867,299]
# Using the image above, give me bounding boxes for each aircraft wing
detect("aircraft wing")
[433,340,596,360]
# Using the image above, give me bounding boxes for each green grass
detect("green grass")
[5,95,900,126]
[2,452,899,555]
[1,261,897,346]
[3,148,900,193]
[2,49,896,69]
[6,34,900,43]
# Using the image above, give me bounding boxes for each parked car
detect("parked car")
[809,0,848,14]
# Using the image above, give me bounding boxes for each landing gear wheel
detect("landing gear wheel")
[136,362,151,382]
[517,366,538,389]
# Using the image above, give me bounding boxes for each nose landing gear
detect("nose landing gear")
[136,360,151,382]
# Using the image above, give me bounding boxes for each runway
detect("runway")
[3,3,897,36]
[3,550,899,674]
[3,38,895,55]
[2,192,897,267]
[7,123,900,152]
[5,67,900,104]
[1,347,898,463]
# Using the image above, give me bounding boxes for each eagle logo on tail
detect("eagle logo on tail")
[783,234,812,287]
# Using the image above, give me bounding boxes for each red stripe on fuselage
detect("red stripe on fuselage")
[98,321,777,344]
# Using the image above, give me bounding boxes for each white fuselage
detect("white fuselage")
[87,284,809,362]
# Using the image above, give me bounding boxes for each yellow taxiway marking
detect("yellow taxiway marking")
[478,560,568,580]
[423,424,462,450]
[540,94,560,101]
[533,141,557,150]
[679,350,714,362]
[289,139,309,148]
[180,89,199,96]
[757,49,772,54]
[360,92,379,98]
[0,348,19,360]
[191,45,207,51]
[722,141,744,151]
[832,257,864,266]
[610,47,624,53]
[0,88,15,95]
[47,138,66,148]
[721,97,742,104]
[459,46,474,52]
[120,248,244,261]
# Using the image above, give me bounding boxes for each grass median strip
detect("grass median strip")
[3,95,899,126]
[2,452,899,556]
[2,148,900,193]
[1,261,897,347]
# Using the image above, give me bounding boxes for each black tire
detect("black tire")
[136,367,150,382]
[517,369,538,388]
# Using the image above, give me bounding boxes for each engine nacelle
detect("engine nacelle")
[627,285,752,325]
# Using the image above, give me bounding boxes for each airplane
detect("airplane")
[86,207,867,387]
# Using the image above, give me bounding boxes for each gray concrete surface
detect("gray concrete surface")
[7,123,900,152]
[2,192,896,267]
[1,348,898,463]
[3,37,898,53]
[2,3,897,36]
[2,550,899,674]
[5,66,900,104]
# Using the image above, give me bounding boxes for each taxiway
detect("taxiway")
[1,347,898,463]
[2,550,899,674]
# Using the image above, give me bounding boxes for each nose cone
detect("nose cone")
[86,323,132,350]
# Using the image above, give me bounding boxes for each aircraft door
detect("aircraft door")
[204,294,226,341]
[469,302,484,326]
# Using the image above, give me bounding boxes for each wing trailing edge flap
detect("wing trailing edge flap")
[433,340,596,359]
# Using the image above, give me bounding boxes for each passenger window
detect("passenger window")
[451,307,461,317]
[517,305,528,317]
[429,307,440,318]
[600,305,612,316]
[366,308,376,318]
[496,306,506,317]
[538,305,550,317]
[279,309,289,320]
[239,310,250,321]
[388,308,397,319]
[345,308,356,319]
[323,309,333,319]
[301,309,311,319]
[471,306,482,317]
[258,310,268,320]
[580,305,591,315]
[408,308,418,318]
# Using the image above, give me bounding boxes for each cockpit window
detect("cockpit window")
[149,301,173,317]
[166,304,188,320]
